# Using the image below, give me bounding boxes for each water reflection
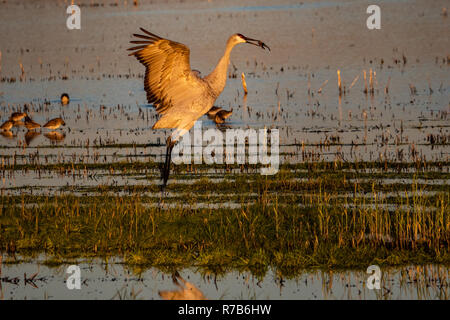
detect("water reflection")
[0,256,447,300]
[44,131,66,143]
[24,131,40,146]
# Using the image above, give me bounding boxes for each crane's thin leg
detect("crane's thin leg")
[161,136,175,191]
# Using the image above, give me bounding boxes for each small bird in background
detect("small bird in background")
[0,120,14,131]
[159,272,206,300]
[61,93,70,105]
[9,112,27,121]
[24,116,41,130]
[43,118,65,130]
[214,109,233,124]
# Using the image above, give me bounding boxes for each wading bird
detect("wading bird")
[0,131,14,139]
[206,106,222,117]
[0,120,14,131]
[24,116,41,131]
[159,272,206,300]
[43,118,65,130]
[128,28,269,188]
[206,106,233,124]
[12,120,25,127]
[9,112,27,121]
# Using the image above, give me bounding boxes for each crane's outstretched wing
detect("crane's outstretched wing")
[128,28,208,129]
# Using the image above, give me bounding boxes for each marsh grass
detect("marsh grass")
[0,163,448,278]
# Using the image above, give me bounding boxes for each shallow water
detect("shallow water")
[0,0,448,165]
[0,256,448,300]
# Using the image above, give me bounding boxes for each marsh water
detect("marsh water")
[1,256,448,300]
[0,0,449,299]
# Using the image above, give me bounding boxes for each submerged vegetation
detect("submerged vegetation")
[1,161,448,278]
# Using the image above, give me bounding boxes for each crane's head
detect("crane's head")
[231,34,270,51]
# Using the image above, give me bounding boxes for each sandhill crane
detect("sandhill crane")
[43,118,65,130]
[128,28,269,187]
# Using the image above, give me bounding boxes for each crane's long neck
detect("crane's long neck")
[205,41,236,97]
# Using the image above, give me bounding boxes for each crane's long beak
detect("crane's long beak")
[244,36,270,51]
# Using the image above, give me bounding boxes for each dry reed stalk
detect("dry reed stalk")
[307,74,311,95]
[385,76,391,94]
[374,71,378,90]
[348,75,359,90]
[337,70,342,96]
[241,72,248,95]
[317,79,328,94]
[363,70,368,94]
[19,61,25,82]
